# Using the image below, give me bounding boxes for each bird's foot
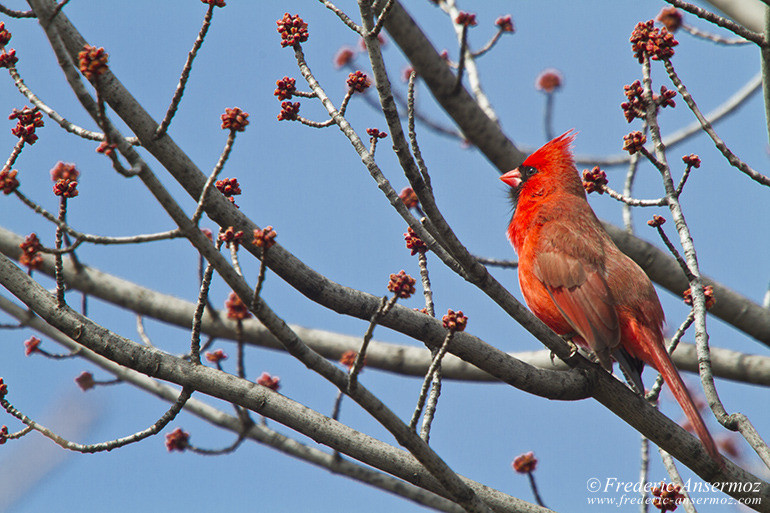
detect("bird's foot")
[561,332,579,357]
[550,332,579,364]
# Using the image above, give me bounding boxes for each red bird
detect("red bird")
[500,131,720,462]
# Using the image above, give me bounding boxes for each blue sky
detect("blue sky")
[1,1,768,512]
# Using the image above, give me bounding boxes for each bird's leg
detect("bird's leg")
[550,331,579,364]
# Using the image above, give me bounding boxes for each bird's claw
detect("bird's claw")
[560,332,579,357]
[550,332,579,365]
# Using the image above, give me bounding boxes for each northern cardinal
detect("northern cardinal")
[500,131,720,462]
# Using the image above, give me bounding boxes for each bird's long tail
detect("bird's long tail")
[646,337,722,463]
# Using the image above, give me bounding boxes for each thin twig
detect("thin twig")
[762,8,770,148]
[664,59,770,186]
[235,320,246,380]
[575,73,762,168]
[419,368,442,442]
[252,247,269,305]
[675,159,697,196]
[136,315,154,347]
[368,135,379,155]
[229,243,243,277]
[1,388,192,453]
[34,347,78,359]
[5,425,34,440]
[639,435,650,513]
[292,90,317,98]
[293,44,467,278]
[391,83,463,141]
[601,186,666,207]
[369,0,395,36]
[187,432,247,456]
[407,71,433,191]
[155,3,216,138]
[199,335,216,357]
[452,24,469,95]
[16,190,180,244]
[338,87,355,116]
[658,449,697,513]
[410,331,453,436]
[93,89,136,177]
[622,150,643,232]
[543,93,555,142]
[330,389,345,421]
[652,223,696,283]
[682,24,750,45]
[413,247,440,442]
[191,129,237,225]
[526,472,546,508]
[317,0,363,34]
[190,240,221,365]
[37,237,82,255]
[0,3,35,17]
[349,295,396,391]
[441,0,499,123]
[48,0,70,21]
[2,139,25,174]
[60,234,81,275]
[472,256,518,269]
[638,147,667,175]
[8,66,139,145]
[417,251,434,317]
[661,0,765,45]
[647,310,695,402]
[293,89,355,129]
[472,29,504,58]
[54,197,67,308]
[296,116,335,128]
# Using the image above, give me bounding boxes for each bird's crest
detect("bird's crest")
[522,130,576,173]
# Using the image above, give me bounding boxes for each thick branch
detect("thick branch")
[0,254,547,513]
[0,295,464,513]
[2,252,767,506]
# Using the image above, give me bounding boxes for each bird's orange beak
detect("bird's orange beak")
[500,168,522,189]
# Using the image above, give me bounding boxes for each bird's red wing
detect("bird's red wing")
[533,251,620,368]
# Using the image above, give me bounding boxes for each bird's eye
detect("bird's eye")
[521,166,538,178]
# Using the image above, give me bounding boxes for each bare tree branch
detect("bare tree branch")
[0,295,467,513]
[6,250,768,504]
[0,254,549,513]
